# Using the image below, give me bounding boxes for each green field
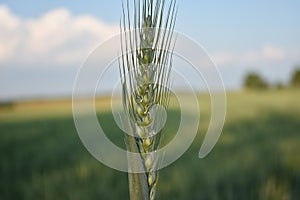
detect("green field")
[1,90,300,200]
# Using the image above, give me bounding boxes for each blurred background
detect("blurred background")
[0,0,300,199]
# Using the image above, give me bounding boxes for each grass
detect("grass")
[1,89,300,199]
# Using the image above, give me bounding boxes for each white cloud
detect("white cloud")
[0,6,21,61]
[211,45,298,67]
[262,45,286,60]
[0,5,119,67]
[1,5,298,70]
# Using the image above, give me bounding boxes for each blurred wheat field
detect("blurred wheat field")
[0,90,300,199]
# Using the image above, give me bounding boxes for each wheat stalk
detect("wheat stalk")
[119,0,177,199]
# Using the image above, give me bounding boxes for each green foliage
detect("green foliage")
[290,68,300,87]
[1,90,300,199]
[244,73,269,90]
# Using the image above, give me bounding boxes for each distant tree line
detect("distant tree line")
[244,67,300,90]
[291,69,300,87]
[0,101,15,110]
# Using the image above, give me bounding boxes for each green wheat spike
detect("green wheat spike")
[119,0,177,199]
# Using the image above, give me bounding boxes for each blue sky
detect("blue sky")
[0,0,300,100]
[4,0,300,49]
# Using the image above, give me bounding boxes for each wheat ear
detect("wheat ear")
[119,0,177,199]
